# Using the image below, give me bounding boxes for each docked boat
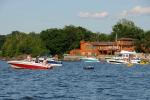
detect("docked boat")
[106,50,141,64]
[106,58,128,64]
[80,57,100,62]
[7,60,52,70]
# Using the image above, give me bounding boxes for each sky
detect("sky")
[0,0,150,35]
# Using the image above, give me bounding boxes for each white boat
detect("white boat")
[130,58,141,64]
[80,57,100,62]
[7,60,52,70]
[106,57,128,64]
[33,57,62,67]
[106,50,141,64]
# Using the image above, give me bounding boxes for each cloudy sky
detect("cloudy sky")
[0,0,150,34]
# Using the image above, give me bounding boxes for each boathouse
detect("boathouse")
[69,38,135,56]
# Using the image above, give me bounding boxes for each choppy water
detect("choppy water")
[0,61,150,100]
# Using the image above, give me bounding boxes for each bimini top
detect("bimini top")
[120,50,136,54]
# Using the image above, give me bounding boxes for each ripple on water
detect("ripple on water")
[1,61,150,100]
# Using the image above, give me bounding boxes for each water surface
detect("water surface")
[0,61,150,100]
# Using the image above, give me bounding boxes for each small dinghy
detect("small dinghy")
[83,66,94,70]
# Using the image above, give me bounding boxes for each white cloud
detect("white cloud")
[121,6,150,16]
[78,11,109,19]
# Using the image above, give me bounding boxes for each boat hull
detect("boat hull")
[47,60,62,66]
[106,59,127,64]
[81,57,100,63]
[8,61,52,70]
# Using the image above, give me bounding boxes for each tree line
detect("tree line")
[0,19,150,57]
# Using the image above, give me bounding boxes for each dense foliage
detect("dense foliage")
[110,19,145,52]
[0,35,5,49]
[110,19,144,40]
[139,31,150,53]
[2,31,48,57]
[0,19,149,57]
[40,25,94,55]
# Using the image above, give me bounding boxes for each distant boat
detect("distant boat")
[7,61,52,70]
[83,66,94,70]
[106,50,141,64]
[106,58,128,64]
[80,57,100,62]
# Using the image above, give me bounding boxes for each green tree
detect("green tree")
[40,25,94,55]
[63,25,93,50]
[40,28,65,55]
[138,31,150,53]
[110,19,144,41]
[2,31,47,57]
[96,33,110,41]
[0,35,6,50]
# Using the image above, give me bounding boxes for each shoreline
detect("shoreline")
[0,54,28,61]
[1,53,150,62]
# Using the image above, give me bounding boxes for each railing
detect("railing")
[118,42,134,45]
[98,47,119,51]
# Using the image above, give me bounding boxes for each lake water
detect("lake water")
[0,61,150,100]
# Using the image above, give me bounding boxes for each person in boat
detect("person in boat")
[43,57,47,65]
[27,55,32,62]
[35,56,39,63]
[43,58,52,68]
[54,54,58,61]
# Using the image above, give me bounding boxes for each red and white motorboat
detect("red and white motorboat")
[7,60,52,70]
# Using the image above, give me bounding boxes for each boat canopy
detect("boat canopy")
[120,50,136,54]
